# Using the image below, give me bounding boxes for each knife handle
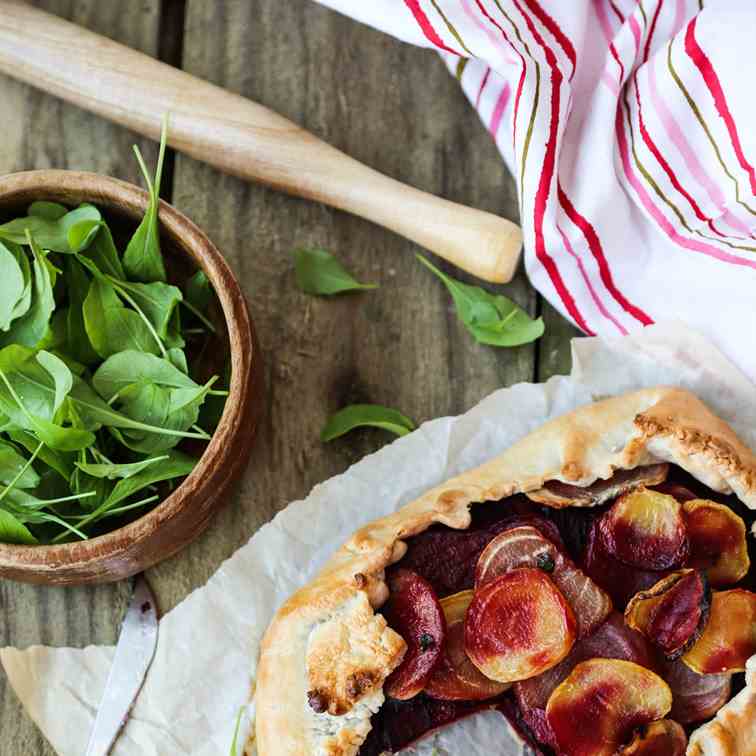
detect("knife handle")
[0,1,523,283]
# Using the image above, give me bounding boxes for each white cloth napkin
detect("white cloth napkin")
[2,322,755,755]
[314,0,756,381]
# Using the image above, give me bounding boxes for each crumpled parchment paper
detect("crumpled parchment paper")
[2,322,755,756]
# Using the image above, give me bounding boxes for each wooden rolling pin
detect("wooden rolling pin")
[0,1,522,283]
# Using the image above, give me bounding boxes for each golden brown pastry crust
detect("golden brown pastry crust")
[255,387,756,756]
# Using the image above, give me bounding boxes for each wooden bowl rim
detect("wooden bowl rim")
[0,169,258,575]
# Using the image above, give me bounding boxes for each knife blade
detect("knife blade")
[85,575,159,756]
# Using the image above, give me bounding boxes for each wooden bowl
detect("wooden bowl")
[0,170,263,584]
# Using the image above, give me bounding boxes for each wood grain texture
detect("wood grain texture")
[0,1,577,753]
[0,0,523,284]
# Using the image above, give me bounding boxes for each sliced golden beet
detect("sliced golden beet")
[682,499,750,587]
[598,487,689,571]
[464,568,576,683]
[546,659,672,756]
[475,525,612,638]
[618,719,687,755]
[423,590,509,701]
[682,589,756,674]
[383,569,446,700]
[624,570,710,659]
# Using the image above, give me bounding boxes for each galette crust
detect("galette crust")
[255,387,756,755]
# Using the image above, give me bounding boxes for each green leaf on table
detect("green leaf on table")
[103,450,196,509]
[0,439,40,488]
[416,255,544,347]
[0,204,101,252]
[320,404,415,442]
[83,278,161,358]
[293,248,377,296]
[92,350,197,400]
[0,241,26,331]
[0,234,55,348]
[123,119,168,282]
[75,455,167,480]
[80,222,125,279]
[28,201,68,221]
[0,509,37,544]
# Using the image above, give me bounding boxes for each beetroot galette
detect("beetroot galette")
[256,388,756,755]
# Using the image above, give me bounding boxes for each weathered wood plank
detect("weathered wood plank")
[0,2,163,753]
[537,300,581,381]
[156,0,532,607]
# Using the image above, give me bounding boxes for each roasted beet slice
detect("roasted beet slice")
[476,525,611,638]
[424,590,509,701]
[682,499,750,587]
[465,568,576,683]
[682,589,756,674]
[598,487,689,571]
[661,657,731,725]
[357,694,487,755]
[397,513,561,598]
[618,719,687,755]
[546,659,672,756]
[514,613,655,748]
[583,519,670,607]
[624,570,711,659]
[526,464,669,508]
[383,569,446,700]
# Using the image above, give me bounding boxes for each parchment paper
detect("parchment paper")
[3,323,756,756]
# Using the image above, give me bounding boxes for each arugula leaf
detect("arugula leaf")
[75,455,168,480]
[80,222,125,279]
[92,350,197,400]
[103,450,196,509]
[35,351,73,416]
[0,509,37,544]
[0,241,26,331]
[167,347,188,374]
[7,429,73,478]
[28,201,68,221]
[123,119,168,282]
[0,204,101,252]
[83,278,161,358]
[416,255,544,347]
[293,248,377,295]
[186,270,212,311]
[229,707,244,756]
[321,404,415,442]
[0,439,40,488]
[63,257,99,365]
[110,279,182,338]
[0,234,55,348]
[7,243,32,325]
[67,220,102,254]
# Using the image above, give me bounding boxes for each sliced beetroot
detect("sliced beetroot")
[383,569,446,700]
[683,499,750,587]
[527,463,669,508]
[424,590,509,702]
[624,570,710,659]
[397,513,561,598]
[545,659,672,756]
[514,612,655,747]
[661,657,731,725]
[465,568,576,683]
[583,519,670,607]
[597,487,689,571]
[357,695,487,755]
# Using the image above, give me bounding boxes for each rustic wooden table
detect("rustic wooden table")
[0,1,579,752]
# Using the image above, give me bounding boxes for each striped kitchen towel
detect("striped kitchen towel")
[314,0,756,380]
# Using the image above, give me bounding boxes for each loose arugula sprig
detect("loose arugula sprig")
[0,119,228,544]
[321,404,415,442]
[293,247,377,295]
[417,254,544,347]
